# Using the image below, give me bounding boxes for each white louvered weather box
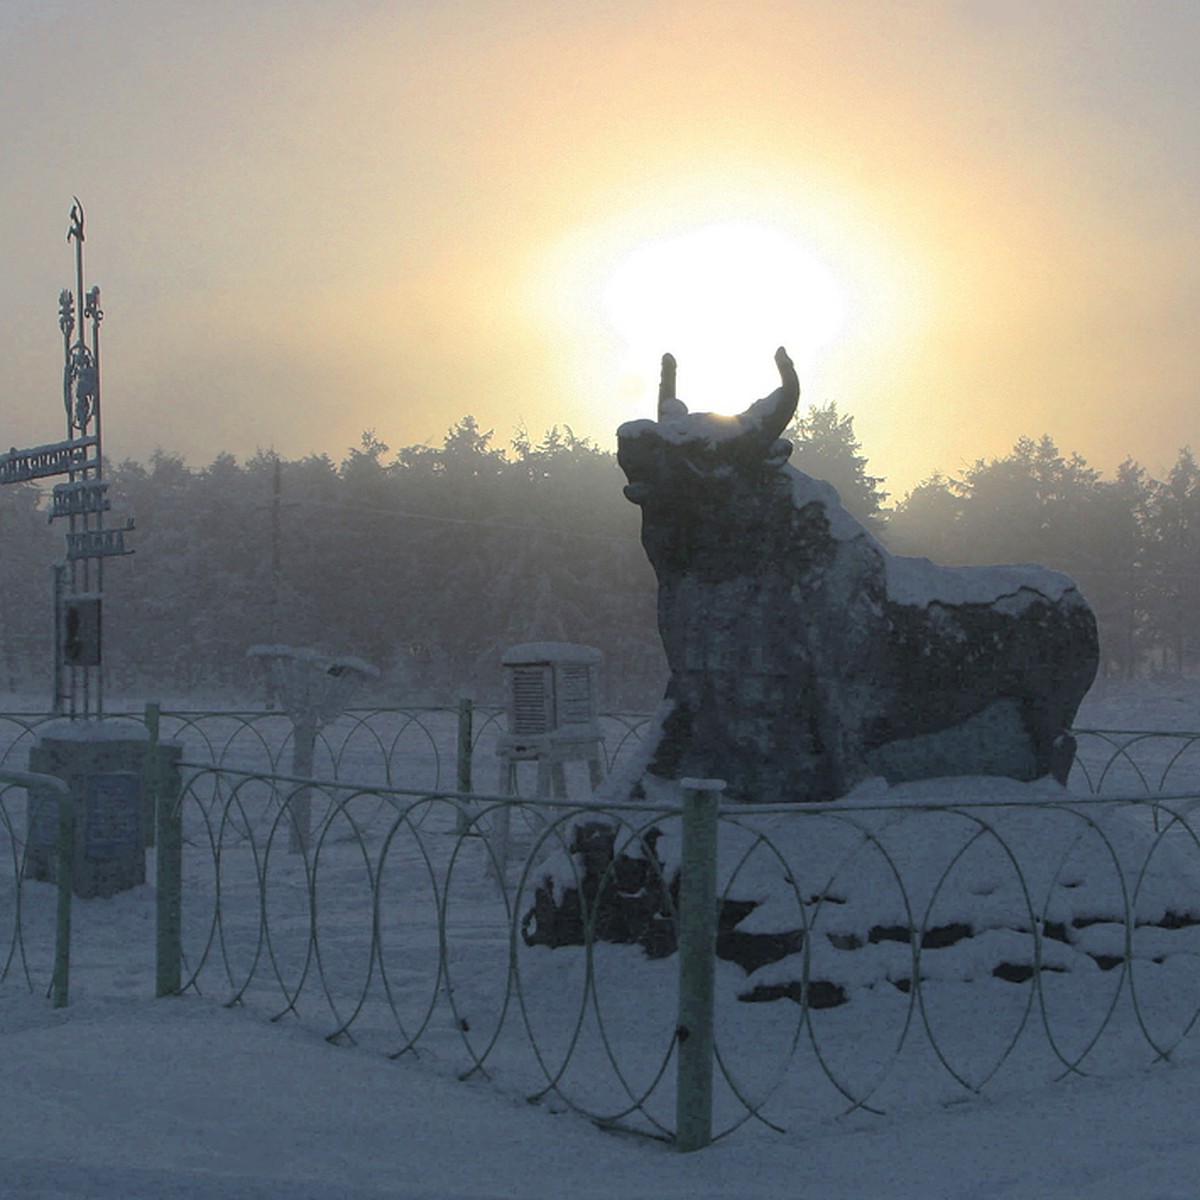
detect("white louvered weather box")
[497,643,605,797]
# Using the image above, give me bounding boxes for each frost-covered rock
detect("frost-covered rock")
[522,777,1200,1013]
[617,347,1099,803]
[520,817,808,981]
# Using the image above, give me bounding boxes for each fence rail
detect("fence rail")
[0,705,657,794]
[3,707,1199,798]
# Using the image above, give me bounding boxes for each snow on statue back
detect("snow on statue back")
[617,347,1100,803]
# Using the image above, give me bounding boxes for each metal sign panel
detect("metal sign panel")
[65,521,134,561]
[49,479,111,521]
[0,435,99,485]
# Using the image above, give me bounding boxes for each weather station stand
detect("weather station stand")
[490,643,606,876]
[247,645,379,853]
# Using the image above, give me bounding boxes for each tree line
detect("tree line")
[0,408,1193,705]
[0,421,662,706]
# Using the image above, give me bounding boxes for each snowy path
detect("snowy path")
[1,991,1198,1199]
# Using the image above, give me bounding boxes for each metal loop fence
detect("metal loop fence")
[1071,728,1200,795]
[9,707,1200,1148]
[0,768,72,1007]
[161,763,691,1139]
[151,760,1200,1148]
[701,790,1200,1139]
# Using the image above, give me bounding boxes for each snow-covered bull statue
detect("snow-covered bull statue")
[617,347,1099,804]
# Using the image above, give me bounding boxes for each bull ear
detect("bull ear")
[657,352,688,420]
[740,346,799,441]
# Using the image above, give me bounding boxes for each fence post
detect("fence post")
[288,719,316,855]
[455,697,473,835]
[148,702,182,997]
[51,782,73,1009]
[676,777,723,1152]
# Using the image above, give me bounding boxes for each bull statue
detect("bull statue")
[617,347,1099,804]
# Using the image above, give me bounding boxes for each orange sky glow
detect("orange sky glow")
[1,1,1197,498]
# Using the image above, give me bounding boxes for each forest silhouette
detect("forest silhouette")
[0,408,1191,705]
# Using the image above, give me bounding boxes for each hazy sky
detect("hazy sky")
[2,1,1197,497]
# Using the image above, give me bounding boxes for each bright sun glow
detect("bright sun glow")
[601,222,849,413]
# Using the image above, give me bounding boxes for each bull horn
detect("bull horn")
[658,353,676,404]
[775,346,799,405]
[738,346,800,442]
[657,352,688,420]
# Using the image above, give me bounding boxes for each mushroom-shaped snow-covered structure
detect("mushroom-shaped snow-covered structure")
[247,645,379,851]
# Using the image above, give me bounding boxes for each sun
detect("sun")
[600,221,849,413]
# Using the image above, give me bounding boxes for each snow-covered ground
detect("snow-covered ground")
[4,678,1200,1199]
[1075,674,1200,732]
[5,990,1200,1200]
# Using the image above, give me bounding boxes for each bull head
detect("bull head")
[619,347,800,507]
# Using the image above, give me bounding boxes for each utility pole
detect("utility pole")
[270,453,281,646]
